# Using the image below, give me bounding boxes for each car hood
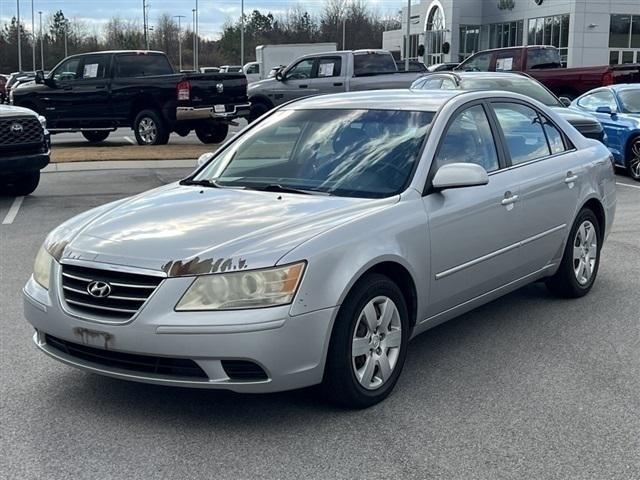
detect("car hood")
[0,104,37,118]
[49,183,395,276]
[550,107,601,129]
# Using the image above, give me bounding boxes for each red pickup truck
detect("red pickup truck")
[456,45,640,100]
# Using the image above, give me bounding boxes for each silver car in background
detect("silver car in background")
[24,89,616,408]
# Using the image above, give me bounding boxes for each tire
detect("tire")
[1,171,40,196]
[82,131,110,143]
[322,273,410,408]
[133,110,169,145]
[626,135,640,182]
[248,101,271,123]
[195,123,229,144]
[546,208,601,298]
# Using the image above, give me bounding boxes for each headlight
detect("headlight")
[33,246,54,290]
[176,262,305,311]
[37,115,47,129]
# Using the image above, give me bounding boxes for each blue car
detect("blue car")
[571,84,640,181]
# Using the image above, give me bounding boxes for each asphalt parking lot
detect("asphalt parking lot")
[1,168,638,479]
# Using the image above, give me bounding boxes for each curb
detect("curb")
[42,159,197,173]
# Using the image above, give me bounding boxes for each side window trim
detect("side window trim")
[422,99,505,195]
[487,98,577,170]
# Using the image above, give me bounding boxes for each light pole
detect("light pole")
[38,10,43,69]
[342,17,346,50]
[194,0,199,71]
[64,19,68,57]
[31,0,35,71]
[17,0,22,71]
[240,0,244,68]
[192,8,196,70]
[174,15,185,71]
[405,0,411,71]
[143,0,148,49]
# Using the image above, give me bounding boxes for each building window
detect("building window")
[609,14,640,64]
[480,20,523,51]
[424,5,445,65]
[528,14,569,63]
[459,25,480,62]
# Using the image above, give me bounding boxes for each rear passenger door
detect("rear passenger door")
[423,102,526,317]
[308,56,345,95]
[489,101,583,274]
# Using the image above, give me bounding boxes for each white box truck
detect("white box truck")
[250,43,338,81]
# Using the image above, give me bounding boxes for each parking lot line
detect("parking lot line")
[2,196,24,225]
[123,136,136,145]
[616,182,640,190]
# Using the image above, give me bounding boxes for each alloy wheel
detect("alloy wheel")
[139,117,158,144]
[351,296,402,390]
[572,220,598,285]
[630,139,640,180]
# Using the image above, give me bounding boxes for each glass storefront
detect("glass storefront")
[459,25,480,62]
[609,14,640,64]
[527,14,570,62]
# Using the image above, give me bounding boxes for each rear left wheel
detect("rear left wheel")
[195,123,229,144]
[322,274,409,408]
[82,131,110,143]
[133,110,170,146]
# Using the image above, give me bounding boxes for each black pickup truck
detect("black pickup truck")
[11,51,249,145]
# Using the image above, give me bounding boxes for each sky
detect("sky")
[0,0,402,40]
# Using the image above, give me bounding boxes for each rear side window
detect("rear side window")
[115,54,173,78]
[317,57,342,77]
[435,104,499,172]
[493,102,550,164]
[541,116,566,154]
[526,48,562,69]
[353,52,397,76]
[79,55,110,80]
[458,52,492,71]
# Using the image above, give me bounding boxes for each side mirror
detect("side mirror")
[432,163,489,191]
[559,96,572,107]
[197,152,215,167]
[275,71,284,81]
[35,70,45,84]
[595,105,615,115]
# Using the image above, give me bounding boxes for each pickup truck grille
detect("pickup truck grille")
[60,264,163,322]
[0,117,43,146]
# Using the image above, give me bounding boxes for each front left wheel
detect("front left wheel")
[626,136,640,182]
[322,274,409,409]
[82,131,110,143]
[1,171,40,196]
[195,123,229,144]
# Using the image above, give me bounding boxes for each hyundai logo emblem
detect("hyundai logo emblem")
[87,281,112,298]
[216,83,224,93]
[10,122,23,134]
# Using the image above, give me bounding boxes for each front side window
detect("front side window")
[435,105,499,172]
[52,58,81,82]
[493,102,550,165]
[246,64,259,74]
[196,109,434,198]
[286,59,315,80]
[577,91,617,111]
[459,77,560,107]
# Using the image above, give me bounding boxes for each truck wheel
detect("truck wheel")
[2,171,40,196]
[195,123,229,144]
[133,110,170,146]
[82,131,110,143]
[248,102,271,123]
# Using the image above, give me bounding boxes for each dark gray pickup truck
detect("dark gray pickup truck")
[0,105,50,195]
[11,50,249,145]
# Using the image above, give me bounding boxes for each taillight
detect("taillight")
[177,80,190,101]
[603,71,614,86]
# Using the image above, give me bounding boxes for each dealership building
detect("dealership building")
[382,0,640,67]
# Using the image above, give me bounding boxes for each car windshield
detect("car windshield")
[618,89,640,113]
[460,77,561,107]
[194,109,434,198]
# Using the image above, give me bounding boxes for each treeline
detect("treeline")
[0,0,399,73]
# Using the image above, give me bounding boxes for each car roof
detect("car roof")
[610,83,640,92]
[282,89,464,112]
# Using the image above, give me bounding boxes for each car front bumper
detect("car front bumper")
[176,103,251,122]
[23,264,337,393]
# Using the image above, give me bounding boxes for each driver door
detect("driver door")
[276,58,318,103]
[39,56,82,126]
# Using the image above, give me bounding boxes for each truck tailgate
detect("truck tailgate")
[182,73,248,108]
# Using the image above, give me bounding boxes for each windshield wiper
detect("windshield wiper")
[180,178,221,188]
[244,184,329,195]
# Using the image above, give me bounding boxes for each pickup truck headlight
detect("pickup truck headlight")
[33,246,54,290]
[175,262,305,311]
[37,115,47,129]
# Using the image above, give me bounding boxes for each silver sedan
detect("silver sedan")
[24,89,616,408]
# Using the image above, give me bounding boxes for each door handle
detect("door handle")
[501,193,519,206]
[95,85,106,89]
[333,82,343,86]
[299,84,308,89]
[564,172,578,184]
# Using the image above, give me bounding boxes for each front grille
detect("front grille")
[60,264,163,322]
[221,360,268,381]
[45,334,208,380]
[0,116,43,146]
